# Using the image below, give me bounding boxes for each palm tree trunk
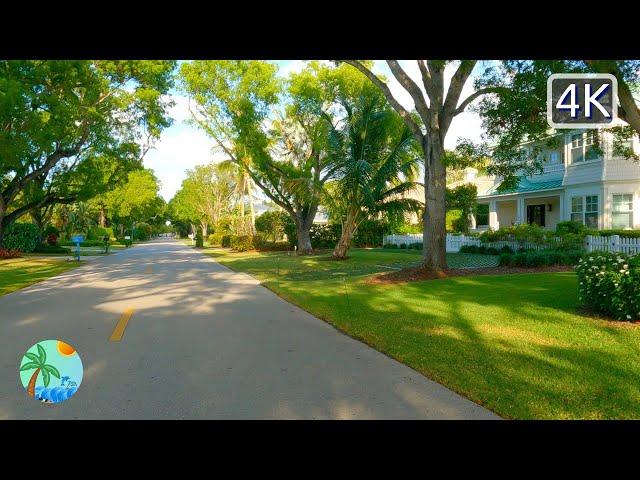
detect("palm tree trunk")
[332,210,359,259]
[247,175,256,234]
[27,368,41,397]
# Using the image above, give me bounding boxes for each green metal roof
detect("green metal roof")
[481,178,563,197]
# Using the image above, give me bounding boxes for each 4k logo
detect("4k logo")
[547,73,617,128]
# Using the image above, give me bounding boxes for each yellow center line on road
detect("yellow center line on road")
[109,308,135,342]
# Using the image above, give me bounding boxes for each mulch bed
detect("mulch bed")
[369,265,574,284]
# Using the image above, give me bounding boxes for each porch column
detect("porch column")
[489,200,498,230]
[558,194,565,222]
[468,212,477,230]
[516,197,526,225]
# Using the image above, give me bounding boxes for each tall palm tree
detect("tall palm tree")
[326,94,422,259]
[219,152,256,235]
[20,343,60,398]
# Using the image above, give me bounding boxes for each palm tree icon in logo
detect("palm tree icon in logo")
[20,343,60,397]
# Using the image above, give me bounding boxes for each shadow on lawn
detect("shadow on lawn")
[273,272,640,419]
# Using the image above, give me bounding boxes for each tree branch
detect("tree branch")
[386,60,431,123]
[454,86,507,116]
[342,60,424,142]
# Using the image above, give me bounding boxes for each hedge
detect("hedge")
[499,249,583,268]
[3,223,39,252]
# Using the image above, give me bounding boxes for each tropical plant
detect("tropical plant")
[20,343,61,398]
[325,94,422,259]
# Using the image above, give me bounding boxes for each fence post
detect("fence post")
[585,235,592,253]
[610,234,620,254]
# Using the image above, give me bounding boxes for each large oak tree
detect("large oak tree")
[0,60,175,245]
[343,61,503,271]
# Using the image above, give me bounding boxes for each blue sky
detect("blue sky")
[143,61,487,201]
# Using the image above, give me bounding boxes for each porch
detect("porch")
[476,192,564,230]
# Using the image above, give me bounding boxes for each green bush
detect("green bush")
[586,229,640,239]
[208,232,225,247]
[3,222,40,252]
[255,238,290,251]
[499,249,583,268]
[43,225,60,238]
[556,221,586,235]
[221,235,232,248]
[60,240,105,247]
[460,244,513,255]
[383,243,398,249]
[255,211,288,242]
[575,252,640,321]
[33,244,71,254]
[195,229,204,248]
[230,235,255,252]
[394,223,422,234]
[87,226,108,240]
[134,222,153,241]
[409,242,423,250]
[399,243,407,249]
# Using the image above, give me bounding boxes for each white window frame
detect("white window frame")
[611,193,634,229]
[570,195,599,228]
[570,131,602,164]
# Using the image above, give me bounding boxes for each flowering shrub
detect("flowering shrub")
[0,248,22,259]
[575,252,640,321]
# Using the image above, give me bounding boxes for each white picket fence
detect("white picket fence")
[585,235,640,255]
[383,233,640,255]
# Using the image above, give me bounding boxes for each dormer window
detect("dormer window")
[570,131,601,164]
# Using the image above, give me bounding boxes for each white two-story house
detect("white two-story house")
[464,128,640,231]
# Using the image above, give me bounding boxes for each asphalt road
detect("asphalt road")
[0,240,498,419]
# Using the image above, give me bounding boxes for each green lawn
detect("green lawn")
[207,248,640,419]
[0,258,81,297]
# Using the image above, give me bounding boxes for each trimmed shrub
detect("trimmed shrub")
[587,229,640,239]
[33,244,71,254]
[3,222,39,252]
[221,235,232,248]
[575,252,640,321]
[499,249,583,268]
[556,221,586,236]
[399,243,407,249]
[208,232,225,247]
[195,229,204,248]
[60,240,105,247]
[255,238,290,251]
[230,235,254,252]
[0,248,22,259]
[459,244,510,255]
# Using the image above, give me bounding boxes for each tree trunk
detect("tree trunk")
[31,209,44,244]
[296,224,313,255]
[422,133,448,271]
[247,176,256,234]
[294,207,317,255]
[99,206,106,228]
[27,368,41,397]
[332,211,359,259]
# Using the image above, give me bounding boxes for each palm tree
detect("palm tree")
[326,94,422,259]
[20,343,61,398]
[219,153,256,235]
